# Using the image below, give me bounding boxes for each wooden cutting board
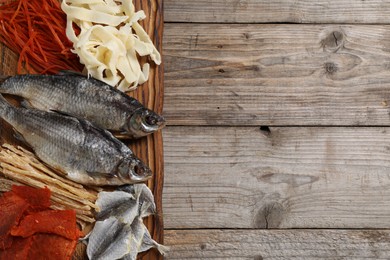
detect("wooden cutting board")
[0,1,165,259]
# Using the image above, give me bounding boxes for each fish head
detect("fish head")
[127,108,166,138]
[117,156,153,183]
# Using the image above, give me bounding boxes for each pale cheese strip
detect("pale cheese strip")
[61,0,161,92]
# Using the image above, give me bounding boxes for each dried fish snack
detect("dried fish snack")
[0,72,165,139]
[0,94,152,186]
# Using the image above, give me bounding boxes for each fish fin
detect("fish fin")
[155,244,170,256]
[38,159,68,176]
[58,70,86,77]
[113,132,132,140]
[13,130,28,144]
[87,158,122,179]
[86,170,117,179]
[20,100,33,109]
[49,109,75,118]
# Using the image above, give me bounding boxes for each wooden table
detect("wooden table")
[163,1,390,258]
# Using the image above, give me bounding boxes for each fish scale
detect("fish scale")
[0,72,165,138]
[0,94,152,186]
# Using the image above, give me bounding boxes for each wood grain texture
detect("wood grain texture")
[164,24,390,126]
[0,1,164,259]
[163,126,390,229]
[0,44,19,75]
[164,229,390,259]
[165,0,390,24]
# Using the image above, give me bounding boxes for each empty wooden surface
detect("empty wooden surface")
[165,229,390,259]
[163,24,390,126]
[163,127,390,229]
[162,0,390,259]
[165,0,390,24]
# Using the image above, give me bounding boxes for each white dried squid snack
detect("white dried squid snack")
[61,0,161,92]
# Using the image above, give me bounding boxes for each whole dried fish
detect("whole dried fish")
[87,184,168,259]
[95,184,156,222]
[0,95,152,186]
[0,72,165,138]
[87,217,133,260]
[88,215,167,260]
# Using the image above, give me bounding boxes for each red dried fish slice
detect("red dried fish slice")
[0,192,29,250]
[27,234,78,260]
[0,236,33,260]
[11,209,82,240]
[11,185,51,211]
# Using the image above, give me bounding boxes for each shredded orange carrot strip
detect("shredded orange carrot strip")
[9,0,22,23]
[0,0,83,74]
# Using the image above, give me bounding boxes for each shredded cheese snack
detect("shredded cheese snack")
[61,0,161,92]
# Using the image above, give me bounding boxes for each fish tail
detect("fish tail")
[0,75,13,94]
[155,243,170,256]
[0,93,11,116]
[0,75,10,85]
[0,75,10,93]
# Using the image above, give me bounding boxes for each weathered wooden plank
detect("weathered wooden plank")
[164,229,390,259]
[164,24,390,126]
[165,0,390,24]
[163,126,390,229]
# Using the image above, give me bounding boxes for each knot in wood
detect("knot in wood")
[254,202,285,228]
[324,62,338,74]
[321,30,345,52]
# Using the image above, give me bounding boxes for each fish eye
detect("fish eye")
[145,113,158,126]
[134,164,145,176]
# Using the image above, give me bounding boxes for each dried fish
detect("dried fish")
[121,218,168,260]
[0,72,166,138]
[120,217,146,260]
[138,223,169,256]
[118,184,156,217]
[95,191,138,223]
[0,95,152,186]
[87,184,167,259]
[87,216,133,260]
